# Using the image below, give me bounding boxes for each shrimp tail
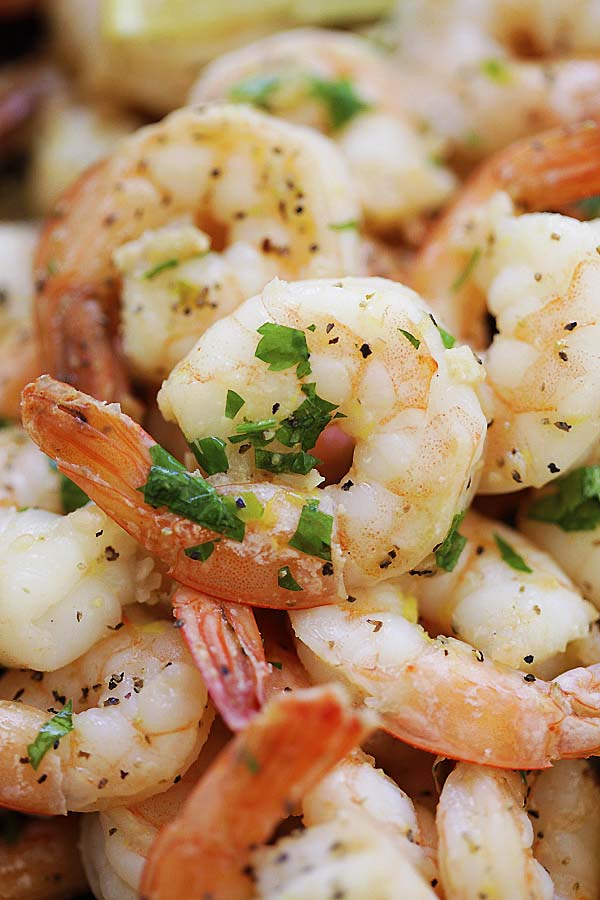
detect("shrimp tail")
[172,587,271,731]
[140,685,371,900]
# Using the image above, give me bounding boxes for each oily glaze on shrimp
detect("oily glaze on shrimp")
[23,276,487,606]
[0,608,212,815]
[34,103,362,405]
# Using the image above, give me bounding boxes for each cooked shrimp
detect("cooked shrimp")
[0,223,42,420]
[34,103,362,404]
[436,762,553,900]
[0,425,62,511]
[406,509,596,673]
[0,813,87,900]
[291,583,600,768]
[23,275,487,606]
[0,503,162,670]
[527,760,600,900]
[0,608,212,814]
[413,122,600,494]
[140,685,368,900]
[191,28,456,237]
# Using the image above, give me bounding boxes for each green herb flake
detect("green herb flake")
[49,457,89,513]
[0,418,11,429]
[0,811,24,844]
[480,58,512,85]
[289,501,333,562]
[451,247,481,293]
[276,382,339,452]
[255,322,311,375]
[255,448,320,475]
[278,565,303,591]
[225,390,245,419]
[27,700,74,771]
[430,315,456,349]
[435,511,467,572]
[233,491,264,523]
[269,660,283,670]
[184,540,218,562]
[494,533,532,573]
[139,444,245,542]
[399,328,421,350]
[309,76,370,130]
[528,465,600,531]
[229,74,281,110]
[328,219,359,231]
[241,746,261,774]
[143,258,179,280]
[188,435,229,475]
[577,195,600,220]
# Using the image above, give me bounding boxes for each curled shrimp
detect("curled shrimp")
[0,608,212,814]
[413,122,600,494]
[34,103,362,404]
[0,812,87,900]
[140,685,369,900]
[191,27,456,238]
[436,763,553,900]
[291,582,600,769]
[22,275,486,606]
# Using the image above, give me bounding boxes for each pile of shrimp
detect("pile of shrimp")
[5,2,600,899]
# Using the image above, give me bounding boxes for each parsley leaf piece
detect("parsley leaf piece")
[143,258,178,280]
[140,444,245,542]
[184,540,218,562]
[225,390,245,419]
[228,417,278,447]
[577,195,600,220]
[276,382,339,452]
[494,533,532,573]
[188,436,229,475]
[233,491,264,523]
[289,501,333,562]
[328,219,359,231]
[27,700,74,771]
[429,314,456,349]
[48,458,90,513]
[296,359,312,379]
[0,811,24,844]
[0,418,11,429]
[435,511,467,572]
[399,328,421,350]
[269,660,283,670]
[229,74,281,110]
[309,76,370,130]
[255,448,320,475]
[480,58,512,84]
[278,565,303,591]
[255,322,311,373]
[451,247,481,292]
[528,465,600,531]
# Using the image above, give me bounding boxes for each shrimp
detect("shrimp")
[436,763,553,900]
[290,582,600,769]
[0,607,212,814]
[23,275,487,606]
[0,425,62,512]
[527,760,600,900]
[139,685,369,900]
[405,509,597,673]
[34,103,363,404]
[0,223,42,420]
[191,28,456,238]
[412,122,600,494]
[0,813,87,900]
[0,503,162,671]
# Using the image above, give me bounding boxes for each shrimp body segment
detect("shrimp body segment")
[34,104,362,404]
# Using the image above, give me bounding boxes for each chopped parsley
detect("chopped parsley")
[429,315,456,349]
[143,258,179,279]
[399,329,421,350]
[494,533,532,573]
[225,389,245,419]
[309,76,370,130]
[255,448,320,475]
[48,459,89,513]
[27,700,74,771]
[480,58,512,85]
[435,511,467,572]
[228,417,278,446]
[233,491,264,522]
[528,465,600,531]
[241,746,261,773]
[184,540,218,562]
[188,436,229,475]
[577,195,600,220]
[451,247,481,293]
[139,444,245,542]
[328,219,359,231]
[278,565,303,591]
[229,74,281,110]
[289,500,333,562]
[276,383,339,451]
[0,418,11,429]
[255,322,311,378]
[269,660,283,670]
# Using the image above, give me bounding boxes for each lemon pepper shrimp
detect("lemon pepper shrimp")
[0,609,212,814]
[191,28,456,238]
[34,103,362,405]
[23,275,486,607]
